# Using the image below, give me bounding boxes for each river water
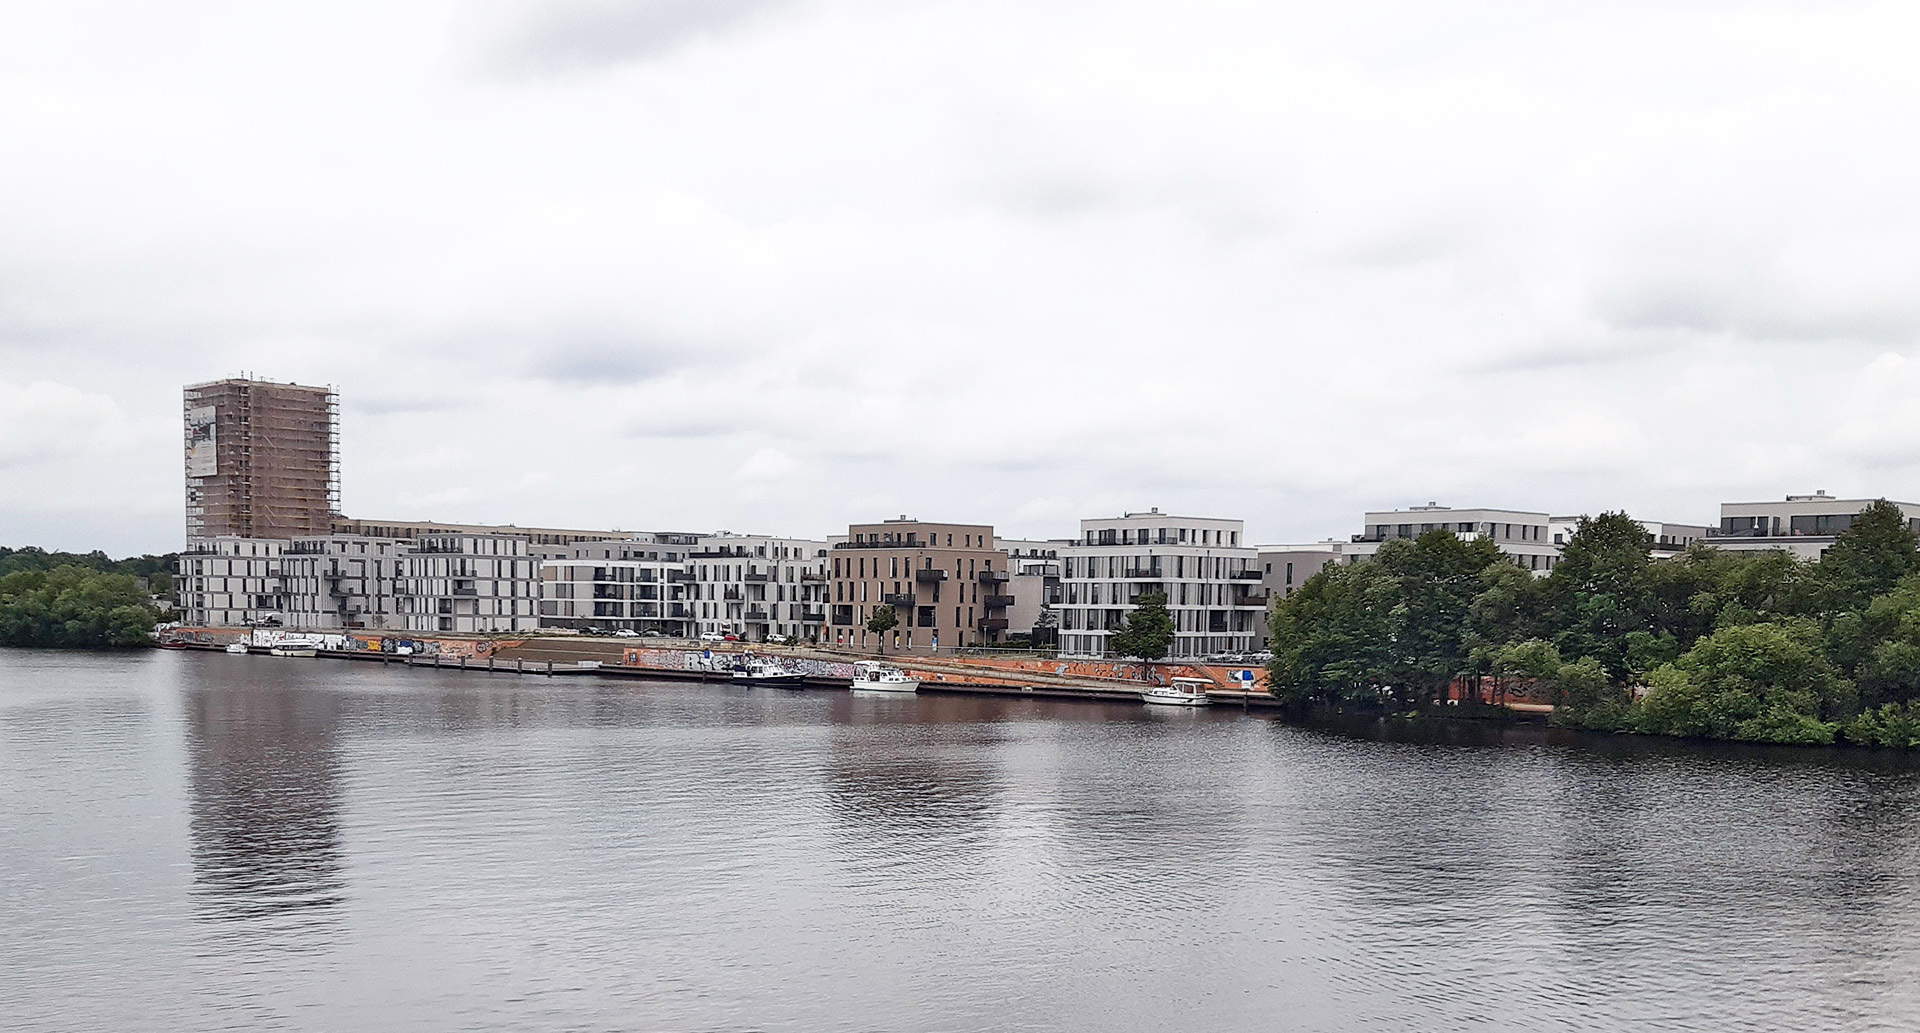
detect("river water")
[4,649,1920,1032]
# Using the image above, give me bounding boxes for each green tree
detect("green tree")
[1267,562,1395,707]
[1109,592,1175,680]
[0,565,165,648]
[865,604,899,652]
[1374,530,1507,706]
[1544,513,1655,678]
[1635,621,1852,744]
[1810,499,1920,614]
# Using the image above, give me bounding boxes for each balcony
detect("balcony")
[669,605,691,618]
[800,610,826,622]
[723,588,743,601]
[883,593,916,607]
[1121,569,1165,579]
[745,608,770,622]
[1231,570,1263,580]
[915,569,948,583]
[802,573,827,582]
[1233,592,1272,608]
[983,594,1015,608]
[743,573,770,583]
[452,586,478,597]
[977,618,1009,631]
[666,570,694,582]
[978,570,1009,584]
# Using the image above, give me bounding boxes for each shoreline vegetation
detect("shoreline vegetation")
[1267,501,1920,750]
[0,547,175,649]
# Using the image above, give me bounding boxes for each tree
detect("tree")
[0,565,166,648]
[1268,562,1395,707]
[1635,621,1853,744]
[1109,592,1175,679]
[1810,500,1920,614]
[1374,530,1507,706]
[865,605,899,653]
[1543,513,1655,679]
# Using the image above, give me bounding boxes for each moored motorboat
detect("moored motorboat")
[225,642,250,655]
[1141,677,1212,707]
[268,636,320,658]
[732,655,805,686]
[850,660,919,693]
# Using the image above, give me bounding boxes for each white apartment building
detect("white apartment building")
[177,537,287,627]
[396,534,540,633]
[539,533,700,634]
[1708,492,1920,560]
[1350,504,1560,573]
[279,535,405,630]
[1056,510,1264,659]
[686,534,829,643]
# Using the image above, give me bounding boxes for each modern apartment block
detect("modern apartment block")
[176,537,289,627]
[828,518,1008,653]
[184,378,338,539]
[1056,510,1264,659]
[279,535,406,630]
[395,534,539,633]
[994,537,1065,642]
[1707,492,1920,560]
[1350,504,1560,572]
[686,534,830,642]
[537,533,699,634]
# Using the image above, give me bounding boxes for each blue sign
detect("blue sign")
[1239,670,1255,683]
[703,649,712,660]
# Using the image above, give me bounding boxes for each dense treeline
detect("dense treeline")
[1266,501,1920,747]
[0,548,176,649]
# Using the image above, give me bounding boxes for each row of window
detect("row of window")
[1085,527,1241,546]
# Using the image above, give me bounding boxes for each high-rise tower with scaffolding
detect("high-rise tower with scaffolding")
[183,376,339,539]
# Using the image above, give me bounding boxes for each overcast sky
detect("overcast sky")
[4,0,1919,557]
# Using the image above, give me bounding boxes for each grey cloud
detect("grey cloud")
[1466,340,1684,375]
[470,0,793,75]
[517,331,723,386]
[1596,273,1920,346]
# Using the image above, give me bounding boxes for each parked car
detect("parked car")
[613,629,638,638]
[641,630,663,637]
[767,633,789,644]
[699,632,725,643]
[723,633,741,642]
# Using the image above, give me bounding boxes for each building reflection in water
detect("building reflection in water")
[183,668,346,935]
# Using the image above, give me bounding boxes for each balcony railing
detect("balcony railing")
[1231,570,1263,580]
[977,618,1009,631]
[916,569,948,583]
[723,589,743,601]
[800,610,826,622]
[883,593,916,607]
[978,570,1009,583]
[745,609,770,621]
[983,594,1015,607]
[743,573,770,583]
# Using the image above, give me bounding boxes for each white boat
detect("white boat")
[850,660,919,693]
[1142,677,1212,707]
[225,642,249,655]
[268,636,321,658]
[733,655,805,686]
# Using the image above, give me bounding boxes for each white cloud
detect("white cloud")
[3,0,1920,554]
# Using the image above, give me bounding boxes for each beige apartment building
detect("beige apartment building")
[828,518,1010,654]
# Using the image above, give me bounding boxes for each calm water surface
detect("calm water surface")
[5,649,1920,1032]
